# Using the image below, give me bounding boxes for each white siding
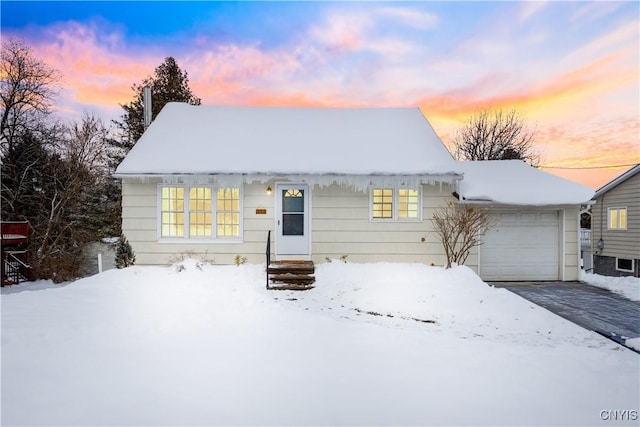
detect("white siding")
[122,179,455,266]
[122,177,581,280]
[123,179,275,265]
[564,207,581,281]
[311,183,455,265]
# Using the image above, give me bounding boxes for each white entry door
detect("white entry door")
[275,183,310,257]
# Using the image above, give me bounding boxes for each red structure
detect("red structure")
[1,221,30,286]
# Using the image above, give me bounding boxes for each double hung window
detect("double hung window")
[160,185,241,239]
[371,187,421,221]
[608,207,627,230]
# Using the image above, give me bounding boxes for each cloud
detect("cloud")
[4,2,637,190]
[570,1,626,25]
[518,1,549,23]
[374,6,439,29]
[25,21,160,117]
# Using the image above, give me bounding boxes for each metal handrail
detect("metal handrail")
[265,230,271,289]
[7,252,30,270]
[5,252,30,284]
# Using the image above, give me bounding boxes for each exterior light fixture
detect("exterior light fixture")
[266,186,272,195]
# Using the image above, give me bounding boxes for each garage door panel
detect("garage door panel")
[539,212,559,224]
[480,210,560,281]
[519,213,538,224]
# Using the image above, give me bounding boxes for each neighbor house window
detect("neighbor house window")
[608,207,627,230]
[159,185,241,240]
[371,187,421,221]
[616,258,634,273]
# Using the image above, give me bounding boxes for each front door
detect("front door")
[275,183,310,257]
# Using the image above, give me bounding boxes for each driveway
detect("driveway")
[491,281,640,340]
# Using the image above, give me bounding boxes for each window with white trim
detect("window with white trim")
[398,188,419,219]
[189,187,212,237]
[370,186,421,221]
[159,185,241,239]
[161,187,185,237]
[608,207,627,230]
[372,188,394,219]
[616,258,634,273]
[216,187,241,238]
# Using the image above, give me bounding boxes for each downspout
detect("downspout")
[143,86,152,129]
[597,194,605,256]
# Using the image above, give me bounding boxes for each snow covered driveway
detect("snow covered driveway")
[2,261,638,426]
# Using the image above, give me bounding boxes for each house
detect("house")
[114,102,594,282]
[590,164,640,277]
[1,221,31,286]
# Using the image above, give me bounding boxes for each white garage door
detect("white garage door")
[479,211,560,281]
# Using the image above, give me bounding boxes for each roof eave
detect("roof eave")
[593,164,640,198]
[113,171,464,179]
[458,194,594,206]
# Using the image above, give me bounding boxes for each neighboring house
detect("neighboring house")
[114,102,594,281]
[591,164,640,277]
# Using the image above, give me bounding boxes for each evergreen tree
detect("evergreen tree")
[114,234,136,269]
[105,57,201,237]
[109,57,201,167]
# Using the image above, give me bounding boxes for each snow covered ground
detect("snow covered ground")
[2,261,639,426]
[581,271,640,302]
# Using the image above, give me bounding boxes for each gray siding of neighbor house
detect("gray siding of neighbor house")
[592,172,640,277]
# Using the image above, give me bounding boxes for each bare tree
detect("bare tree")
[0,40,118,281]
[0,38,60,156]
[454,108,539,165]
[63,112,110,175]
[1,113,113,281]
[431,202,494,268]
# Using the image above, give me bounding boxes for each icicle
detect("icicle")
[121,173,461,191]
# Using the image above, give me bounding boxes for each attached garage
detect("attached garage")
[479,210,561,281]
[456,160,595,282]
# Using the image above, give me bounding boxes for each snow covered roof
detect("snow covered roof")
[457,160,595,206]
[114,103,460,180]
[594,164,640,199]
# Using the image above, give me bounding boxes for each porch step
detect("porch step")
[267,260,314,275]
[267,261,315,290]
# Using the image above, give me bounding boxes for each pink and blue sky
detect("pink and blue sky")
[2,1,638,188]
